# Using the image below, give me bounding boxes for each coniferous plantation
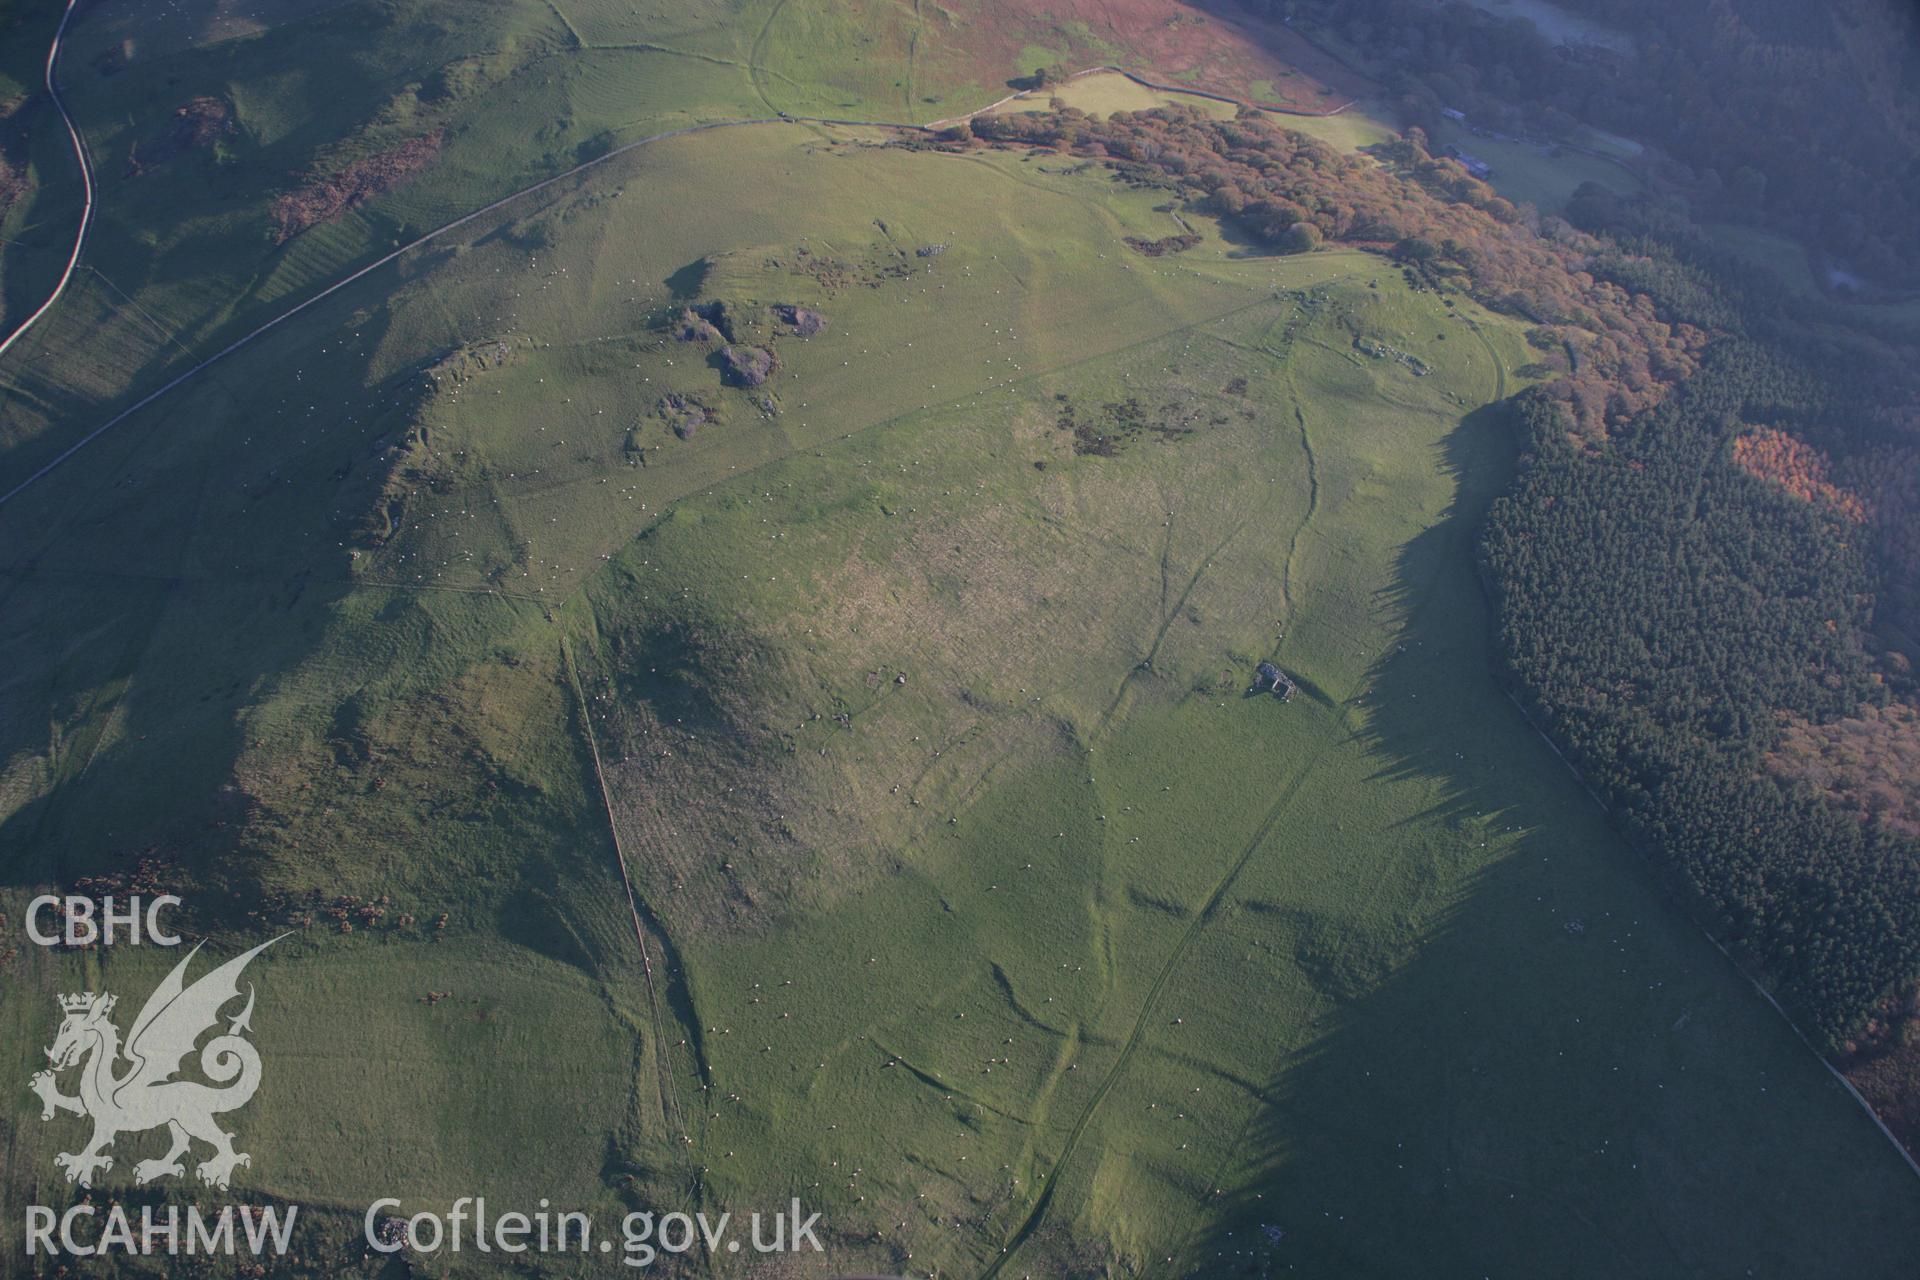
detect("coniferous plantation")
[1484,369,1919,1047]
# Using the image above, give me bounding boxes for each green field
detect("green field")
[1705,221,1920,329]
[991,70,1240,120]
[1273,101,1397,153]
[2,2,1919,1274]
[1427,119,1644,216]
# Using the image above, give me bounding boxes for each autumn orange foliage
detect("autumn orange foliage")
[1732,427,1868,523]
[1767,702,1920,839]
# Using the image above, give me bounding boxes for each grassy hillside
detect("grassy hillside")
[2,113,1916,1275]
[0,0,1072,478]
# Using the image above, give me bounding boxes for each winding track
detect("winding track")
[0,0,94,364]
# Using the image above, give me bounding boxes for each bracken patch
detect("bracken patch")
[271,129,446,242]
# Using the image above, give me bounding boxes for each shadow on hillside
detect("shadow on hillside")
[1165,404,1920,1277]
[1210,205,1289,261]
[0,285,636,976]
[0,266,430,894]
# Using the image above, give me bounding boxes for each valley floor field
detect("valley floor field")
[2,42,1918,1280]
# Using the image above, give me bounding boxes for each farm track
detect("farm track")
[990,291,1509,1277]
[87,266,198,363]
[1091,499,1260,745]
[1152,327,1485,1274]
[981,695,1358,1280]
[327,290,1289,601]
[1255,309,1318,620]
[0,0,94,363]
[1460,313,1506,403]
[906,0,923,110]
[0,98,1104,507]
[0,11,1912,1265]
[542,0,585,48]
[0,113,874,510]
[1282,399,1319,617]
[747,0,792,117]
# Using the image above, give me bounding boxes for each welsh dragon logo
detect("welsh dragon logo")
[28,937,282,1190]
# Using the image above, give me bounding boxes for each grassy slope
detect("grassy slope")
[0,8,1917,1277]
[556,154,1920,1273]
[0,0,1188,481]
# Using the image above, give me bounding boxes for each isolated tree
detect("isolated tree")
[1280,221,1322,254]
[1393,235,1441,264]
